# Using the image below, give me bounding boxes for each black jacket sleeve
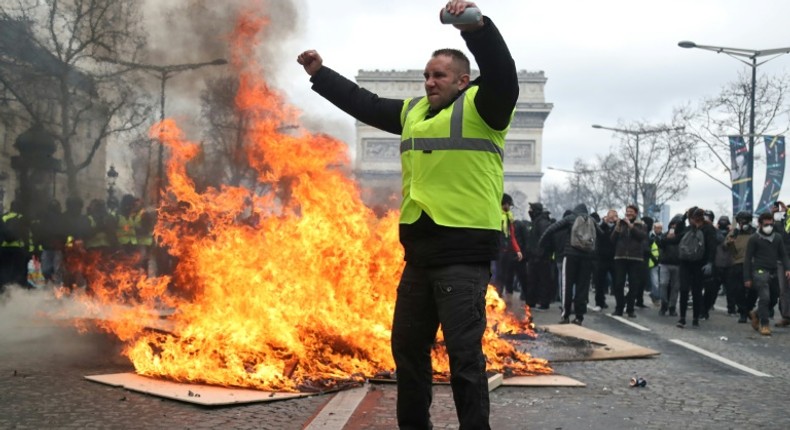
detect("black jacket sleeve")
[462,17,519,131]
[310,67,404,135]
[539,216,571,248]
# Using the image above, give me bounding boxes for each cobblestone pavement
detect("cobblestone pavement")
[2,288,789,429]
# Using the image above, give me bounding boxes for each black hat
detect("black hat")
[529,202,543,212]
[502,193,514,206]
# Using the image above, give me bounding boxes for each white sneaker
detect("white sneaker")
[591,305,602,312]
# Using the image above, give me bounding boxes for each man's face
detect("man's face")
[654,225,663,235]
[502,203,512,212]
[762,218,775,227]
[606,210,618,223]
[625,207,637,221]
[424,55,469,111]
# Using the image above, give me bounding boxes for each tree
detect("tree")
[0,0,150,197]
[596,121,693,215]
[676,71,790,188]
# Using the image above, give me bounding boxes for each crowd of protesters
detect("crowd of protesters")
[493,195,790,336]
[0,194,156,293]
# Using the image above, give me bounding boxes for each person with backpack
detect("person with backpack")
[677,207,718,328]
[539,203,601,325]
[744,211,790,336]
[610,205,647,318]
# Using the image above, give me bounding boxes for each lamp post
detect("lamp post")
[547,166,586,201]
[678,41,790,210]
[592,124,684,213]
[98,57,228,204]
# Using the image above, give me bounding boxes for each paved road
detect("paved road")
[2,288,789,429]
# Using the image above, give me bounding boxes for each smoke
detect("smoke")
[0,287,126,366]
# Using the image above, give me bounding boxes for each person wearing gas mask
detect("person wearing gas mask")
[725,211,757,323]
[744,212,790,336]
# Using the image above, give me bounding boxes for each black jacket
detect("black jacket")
[611,218,647,261]
[539,204,601,258]
[744,231,790,281]
[527,211,552,259]
[656,215,685,265]
[596,221,616,262]
[310,18,518,267]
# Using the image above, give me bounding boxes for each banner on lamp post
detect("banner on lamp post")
[756,135,786,215]
[729,135,753,215]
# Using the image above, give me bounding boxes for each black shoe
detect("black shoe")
[572,318,583,326]
[701,312,709,320]
[537,304,550,310]
[669,308,677,317]
[676,319,686,328]
[738,315,747,323]
[659,309,667,316]
[600,303,609,309]
[611,310,623,317]
[559,317,570,324]
[627,312,637,318]
[692,319,700,327]
[635,303,648,309]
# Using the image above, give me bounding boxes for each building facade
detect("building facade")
[353,69,551,218]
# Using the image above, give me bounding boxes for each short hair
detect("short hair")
[432,48,471,75]
[654,222,663,228]
[758,212,774,224]
[626,204,639,214]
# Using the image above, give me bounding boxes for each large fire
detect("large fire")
[65,7,551,392]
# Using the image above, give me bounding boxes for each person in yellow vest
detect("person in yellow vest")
[494,193,523,300]
[297,2,516,428]
[648,222,662,305]
[0,200,30,291]
[115,194,140,255]
[134,198,157,277]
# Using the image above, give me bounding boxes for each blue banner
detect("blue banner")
[756,135,786,215]
[729,135,753,215]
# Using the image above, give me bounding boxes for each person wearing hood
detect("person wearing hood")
[744,211,790,336]
[726,211,757,323]
[522,202,553,309]
[769,201,790,328]
[656,214,685,316]
[539,203,602,325]
[611,205,647,317]
[677,207,718,328]
[709,214,734,316]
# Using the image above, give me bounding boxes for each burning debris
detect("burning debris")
[60,6,551,393]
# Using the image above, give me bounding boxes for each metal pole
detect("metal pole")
[634,133,640,211]
[749,57,757,211]
[156,72,167,205]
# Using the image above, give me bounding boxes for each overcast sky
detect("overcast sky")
[272,0,790,217]
[142,0,790,218]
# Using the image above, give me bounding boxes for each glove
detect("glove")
[702,263,713,276]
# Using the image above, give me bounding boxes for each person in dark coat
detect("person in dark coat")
[539,203,602,325]
[522,202,553,309]
[656,214,685,316]
[677,207,718,328]
[611,205,647,317]
[592,209,618,311]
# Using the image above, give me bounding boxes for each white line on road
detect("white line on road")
[304,385,368,430]
[669,339,773,377]
[606,314,652,331]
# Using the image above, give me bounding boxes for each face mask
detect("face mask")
[762,225,774,235]
[704,216,712,222]
[607,222,615,228]
[774,212,783,221]
[740,224,750,231]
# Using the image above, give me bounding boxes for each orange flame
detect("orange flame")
[64,5,550,392]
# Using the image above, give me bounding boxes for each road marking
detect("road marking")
[669,339,773,377]
[304,385,368,430]
[606,314,651,332]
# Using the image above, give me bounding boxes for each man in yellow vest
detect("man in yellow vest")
[1,200,30,291]
[297,2,516,428]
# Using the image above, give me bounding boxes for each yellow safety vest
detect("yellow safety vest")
[117,213,139,245]
[399,86,511,230]
[649,241,659,268]
[1,212,26,248]
[86,215,112,249]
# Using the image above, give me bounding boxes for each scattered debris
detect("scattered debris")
[629,377,647,388]
[720,336,728,341]
[188,390,201,398]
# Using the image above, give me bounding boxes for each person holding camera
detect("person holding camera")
[610,205,647,317]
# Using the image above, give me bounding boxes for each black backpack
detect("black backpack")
[679,228,705,261]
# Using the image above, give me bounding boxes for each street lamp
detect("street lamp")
[678,41,790,210]
[592,124,684,212]
[547,165,606,202]
[98,57,228,204]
